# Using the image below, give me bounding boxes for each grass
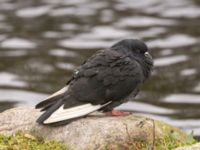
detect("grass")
[155,130,197,150]
[104,131,197,150]
[104,120,198,150]
[0,131,68,150]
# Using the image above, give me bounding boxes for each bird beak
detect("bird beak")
[144,52,152,59]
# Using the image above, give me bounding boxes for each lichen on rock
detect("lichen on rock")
[0,131,67,150]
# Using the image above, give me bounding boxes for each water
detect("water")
[0,0,200,138]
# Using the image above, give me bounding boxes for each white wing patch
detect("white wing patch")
[46,86,68,100]
[43,101,111,124]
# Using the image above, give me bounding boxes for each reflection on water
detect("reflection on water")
[0,72,27,87]
[115,16,177,27]
[154,55,189,67]
[117,101,175,114]
[0,89,47,104]
[163,94,200,104]
[0,0,200,137]
[147,34,198,48]
[1,38,37,49]
[194,83,200,92]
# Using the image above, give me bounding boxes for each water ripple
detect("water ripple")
[59,38,112,49]
[115,16,177,28]
[154,55,189,67]
[0,38,37,49]
[163,94,200,104]
[148,34,198,48]
[0,89,48,106]
[0,72,27,88]
[16,5,52,18]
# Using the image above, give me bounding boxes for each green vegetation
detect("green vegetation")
[153,121,197,150]
[105,121,197,150]
[0,131,67,150]
[104,132,197,150]
[155,130,197,150]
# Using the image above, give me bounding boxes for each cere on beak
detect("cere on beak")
[144,52,152,60]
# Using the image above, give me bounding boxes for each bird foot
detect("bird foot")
[105,110,131,116]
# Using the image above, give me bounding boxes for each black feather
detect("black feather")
[36,98,64,124]
[35,93,64,109]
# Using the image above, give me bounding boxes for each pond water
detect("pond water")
[0,0,200,138]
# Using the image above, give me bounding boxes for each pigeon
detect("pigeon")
[35,39,153,125]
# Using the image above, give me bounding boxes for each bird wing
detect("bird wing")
[67,49,144,106]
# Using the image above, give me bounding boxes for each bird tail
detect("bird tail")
[36,86,69,124]
[36,97,65,124]
[35,86,69,111]
[35,86,111,125]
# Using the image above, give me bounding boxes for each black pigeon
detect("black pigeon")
[35,39,153,125]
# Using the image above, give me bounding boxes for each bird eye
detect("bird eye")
[135,49,141,53]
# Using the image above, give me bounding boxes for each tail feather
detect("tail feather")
[36,98,64,124]
[35,86,68,109]
[40,101,57,111]
[36,85,112,125]
[43,101,111,124]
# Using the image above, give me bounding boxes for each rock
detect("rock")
[175,143,200,150]
[0,107,193,150]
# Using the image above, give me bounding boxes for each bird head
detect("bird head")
[111,39,153,79]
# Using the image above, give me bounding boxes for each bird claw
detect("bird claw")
[105,110,131,116]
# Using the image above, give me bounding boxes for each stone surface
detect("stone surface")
[0,107,191,150]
